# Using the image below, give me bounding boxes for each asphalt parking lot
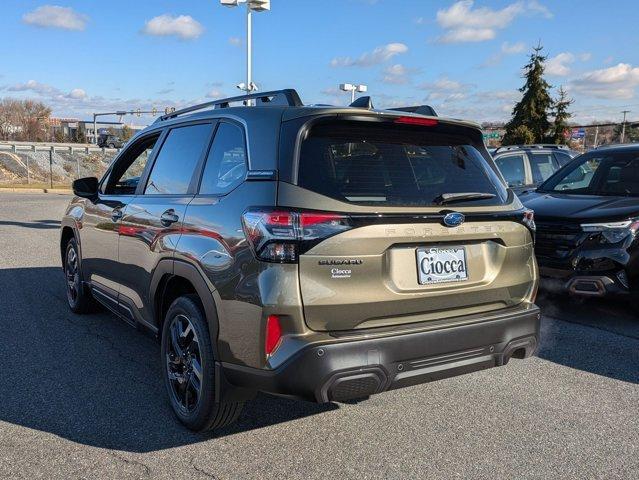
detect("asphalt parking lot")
[0,192,637,480]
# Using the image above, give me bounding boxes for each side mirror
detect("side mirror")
[72,177,99,199]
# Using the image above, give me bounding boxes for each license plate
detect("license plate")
[416,246,468,285]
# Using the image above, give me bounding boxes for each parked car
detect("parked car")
[520,144,639,301]
[492,144,579,193]
[61,89,540,432]
[98,133,125,149]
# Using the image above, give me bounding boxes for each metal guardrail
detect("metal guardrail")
[0,142,120,188]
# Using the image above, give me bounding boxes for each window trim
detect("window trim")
[194,118,249,197]
[528,150,560,185]
[139,119,217,197]
[494,152,529,188]
[99,129,165,196]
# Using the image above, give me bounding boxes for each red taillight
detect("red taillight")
[265,315,282,356]
[394,116,438,127]
[242,208,352,263]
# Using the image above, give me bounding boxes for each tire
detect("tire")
[107,143,115,149]
[161,294,244,431]
[64,238,96,314]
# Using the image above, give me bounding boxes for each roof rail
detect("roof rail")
[156,88,303,122]
[494,144,570,154]
[388,105,438,117]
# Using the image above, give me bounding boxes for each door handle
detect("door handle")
[111,209,123,222]
[160,209,179,227]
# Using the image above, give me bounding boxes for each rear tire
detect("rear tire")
[161,294,244,431]
[64,238,96,314]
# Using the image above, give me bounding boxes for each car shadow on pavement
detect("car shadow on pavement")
[0,267,336,453]
[535,291,639,384]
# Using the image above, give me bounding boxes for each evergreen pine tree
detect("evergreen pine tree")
[502,43,553,145]
[551,86,573,144]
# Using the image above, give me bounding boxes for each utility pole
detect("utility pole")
[621,110,630,143]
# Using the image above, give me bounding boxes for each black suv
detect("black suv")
[98,133,125,149]
[520,144,639,301]
[61,89,539,431]
[492,145,578,193]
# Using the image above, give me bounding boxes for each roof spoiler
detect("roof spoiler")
[388,105,438,117]
[155,88,303,123]
[349,96,374,109]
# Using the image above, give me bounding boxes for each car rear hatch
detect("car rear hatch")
[274,114,536,332]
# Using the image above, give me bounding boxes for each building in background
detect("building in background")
[50,118,145,144]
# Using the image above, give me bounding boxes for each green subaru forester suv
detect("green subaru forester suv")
[61,89,540,431]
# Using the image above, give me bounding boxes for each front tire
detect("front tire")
[64,238,95,314]
[161,295,244,431]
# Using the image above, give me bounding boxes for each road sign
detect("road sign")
[571,128,585,139]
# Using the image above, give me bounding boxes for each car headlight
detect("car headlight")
[581,219,639,244]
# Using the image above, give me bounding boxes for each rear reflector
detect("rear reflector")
[265,315,282,356]
[394,116,438,126]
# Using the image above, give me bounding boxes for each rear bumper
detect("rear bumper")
[222,303,540,403]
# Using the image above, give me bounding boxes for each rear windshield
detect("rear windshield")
[297,120,508,206]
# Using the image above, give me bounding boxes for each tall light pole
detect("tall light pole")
[339,83,368,104]
[621,110,630,143]
[221,0,270,97]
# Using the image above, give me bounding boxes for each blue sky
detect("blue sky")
[2,0,639,125]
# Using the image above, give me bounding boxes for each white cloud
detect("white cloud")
[420,77,473,103]
[382,64,418,85]
[330,43,408,67]
[481,41,526,67]
[206,89,224,99]
[435,0,551,44]
[546,52,575,76]
[502,41,526,54]
[571,63,639,99]
[142,15,204,40]
[66,88,87,100]
[546,51,592,76]
[7,80,58,95]
[229,36,242,47]
[23,5,88,31]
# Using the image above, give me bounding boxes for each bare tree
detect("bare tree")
[0,98,52,141]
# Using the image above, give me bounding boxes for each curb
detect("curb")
[0,187,73,194]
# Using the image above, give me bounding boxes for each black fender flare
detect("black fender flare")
[150,259,220,356]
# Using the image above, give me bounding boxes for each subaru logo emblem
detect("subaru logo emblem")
[443,212,465,227]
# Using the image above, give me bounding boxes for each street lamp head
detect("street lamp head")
[340,83,355,92]
[356,85,368,93]
[248,0,270,11]
[221,0,270,10]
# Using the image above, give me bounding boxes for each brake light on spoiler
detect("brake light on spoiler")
[394,116,438,127]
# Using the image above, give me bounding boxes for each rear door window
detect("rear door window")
[297,120,508,206]
[145,123,213,195]
[199,122,247,195]
[494,154,527,187]
[530,153,559,183]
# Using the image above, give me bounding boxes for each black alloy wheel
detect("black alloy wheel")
[161,295,245,431]
[165,313,204,413]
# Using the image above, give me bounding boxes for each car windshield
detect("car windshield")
[539,150,639,196]
[297,120,508,207]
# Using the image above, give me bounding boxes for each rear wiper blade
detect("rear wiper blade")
[433,192,496,205]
